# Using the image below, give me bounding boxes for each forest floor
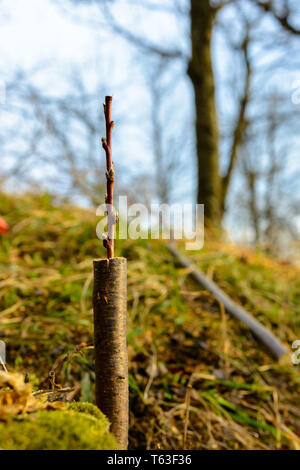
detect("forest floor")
[0,192,300,450]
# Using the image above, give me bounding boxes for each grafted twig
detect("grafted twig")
[93,97,129,449]
[102,96,115,259]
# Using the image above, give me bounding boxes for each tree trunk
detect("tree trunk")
[188,0,221,226]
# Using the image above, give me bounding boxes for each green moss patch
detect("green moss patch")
[0,403,118,450]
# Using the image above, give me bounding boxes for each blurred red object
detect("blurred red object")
[0,216,8,234]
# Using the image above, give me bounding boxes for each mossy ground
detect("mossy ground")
[0,192,299,449]
[0,402,118,450]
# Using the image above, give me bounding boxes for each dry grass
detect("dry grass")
[0,192,299,449]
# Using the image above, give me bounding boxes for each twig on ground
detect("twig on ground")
[48,342,93,390]
[168,243,289,361]
[183,383,192,450]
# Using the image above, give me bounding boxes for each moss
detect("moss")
[68,401,109,425]
[0,404,119,450]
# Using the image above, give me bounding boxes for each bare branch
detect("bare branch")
[221,27,252,209]
[100,1,185,59]
[252,0,300,35]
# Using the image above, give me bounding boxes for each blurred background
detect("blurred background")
[0,0,299,257]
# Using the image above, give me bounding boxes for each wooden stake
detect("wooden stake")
[93,257,128,449]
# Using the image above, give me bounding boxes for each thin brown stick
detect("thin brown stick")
[102,96,115,259]
[183,383,192,450]
[218,300,230,380]
[33,387,76,397]
[143,353,157,402]
[48,342,92,390]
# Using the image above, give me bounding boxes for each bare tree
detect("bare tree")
[1,0,299,249]
[1,70,121,204]
[252,0,300,35]
[53,0,300,229]
[146,59,189,205]
[232,93,300,252]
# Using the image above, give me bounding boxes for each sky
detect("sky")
[0,0,193,201]
[0,0,299,244]
[0,0,98,68]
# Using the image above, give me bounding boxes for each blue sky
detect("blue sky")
[0,0,299,244]
[0,0,193,200]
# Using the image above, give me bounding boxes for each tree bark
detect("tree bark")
[188,0,221,226]
[93,257,128,449]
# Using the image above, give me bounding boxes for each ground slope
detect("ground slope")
[0,192,299,449]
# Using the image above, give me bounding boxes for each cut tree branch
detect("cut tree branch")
[93,257,128,449]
